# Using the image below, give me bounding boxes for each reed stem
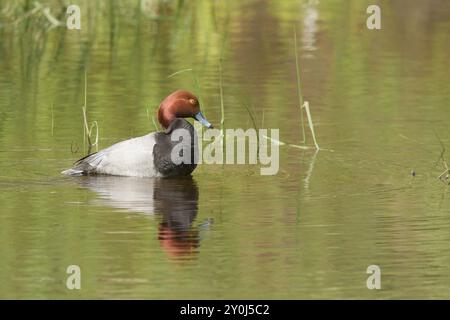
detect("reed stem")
[294,26,306,144]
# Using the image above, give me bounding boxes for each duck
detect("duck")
[62,90,213,178]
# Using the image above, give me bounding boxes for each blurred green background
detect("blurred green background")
[0,0,450,299]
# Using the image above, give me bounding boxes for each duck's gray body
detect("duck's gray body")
[62,119,197,178]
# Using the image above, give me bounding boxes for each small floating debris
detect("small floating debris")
[438,167,450,185]
[434,132,449,185]
[437,151,450,185]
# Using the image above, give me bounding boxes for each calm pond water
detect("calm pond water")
[1,0,450,299]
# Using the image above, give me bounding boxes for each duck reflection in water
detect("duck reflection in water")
[76,176,204,260]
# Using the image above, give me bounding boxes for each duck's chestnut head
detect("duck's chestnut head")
[157,90,213,129]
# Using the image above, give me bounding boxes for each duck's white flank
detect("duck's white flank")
[62,133,162,178]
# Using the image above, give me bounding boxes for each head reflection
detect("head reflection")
[76,175,200,260]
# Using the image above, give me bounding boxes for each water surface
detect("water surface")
[1,0,450,299]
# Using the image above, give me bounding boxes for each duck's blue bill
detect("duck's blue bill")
[194,112,213,128]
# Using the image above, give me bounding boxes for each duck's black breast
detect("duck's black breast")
[153,118,198,177]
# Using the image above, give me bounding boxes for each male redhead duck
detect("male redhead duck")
[62,90,213,178]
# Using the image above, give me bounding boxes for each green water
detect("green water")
[1,0,450,299]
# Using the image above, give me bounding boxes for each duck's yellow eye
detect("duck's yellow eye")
[189,98,196,105]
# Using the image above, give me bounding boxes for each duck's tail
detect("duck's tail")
[61,151,102,176]
[61,168,84,176]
